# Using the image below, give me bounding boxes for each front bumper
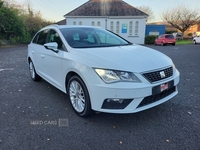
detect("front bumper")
[87,69,180,114]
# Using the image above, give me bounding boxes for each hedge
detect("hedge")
[145,35,158,45]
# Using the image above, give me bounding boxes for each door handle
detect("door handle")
[41,55,45,58]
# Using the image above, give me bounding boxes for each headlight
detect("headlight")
[172,63,177,71]
[94,69,141,83]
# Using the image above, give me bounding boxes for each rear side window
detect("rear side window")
[36,29,49,45]
[158,35,163,39]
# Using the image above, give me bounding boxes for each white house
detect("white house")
[63,0,148,44]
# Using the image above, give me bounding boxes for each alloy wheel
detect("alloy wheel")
[69,80,85,113]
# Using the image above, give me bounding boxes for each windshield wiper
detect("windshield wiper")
[120,43,133,46]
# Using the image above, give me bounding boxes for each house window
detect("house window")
[97,21,101,27]
[110,21,114,32]
[79,21,82,25]
[73,21,76,25]
[129,21,133,35]
[116,21,120,34]
[135,21,139,35]
[91,21,95,26]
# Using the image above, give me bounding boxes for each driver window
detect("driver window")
[47,29,65,50]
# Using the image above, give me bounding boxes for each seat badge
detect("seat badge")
[160,71,166,78]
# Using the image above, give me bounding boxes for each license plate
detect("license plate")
[152,80,174,95]
[161,83,168,92]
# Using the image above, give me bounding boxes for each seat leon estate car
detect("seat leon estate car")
[27,25,180,117]
[155,34,176,46]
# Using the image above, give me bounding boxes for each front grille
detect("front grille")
[137,86,176,108]
[142,67,173,83]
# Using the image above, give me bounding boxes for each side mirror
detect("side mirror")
[44,42,59,53]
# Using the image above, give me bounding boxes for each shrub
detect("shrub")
[187,33,193,36]
[145,35,157,44]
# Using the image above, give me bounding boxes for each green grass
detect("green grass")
[176,39,193,45]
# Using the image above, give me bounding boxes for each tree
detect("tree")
[0,1,25,40]
[136,6,155,23]
[0,0,52,44]
[161,5,200,36]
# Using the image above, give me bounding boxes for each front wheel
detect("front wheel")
[67,75,92,117]
[193,40,196,44]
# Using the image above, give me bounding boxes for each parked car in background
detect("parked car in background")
[173,32,182,40]
[155,34,176,46]
[27,25,180,117]
[193,35,200,44]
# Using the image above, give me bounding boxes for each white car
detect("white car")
[193,36,200,44]
[27,25,180,117]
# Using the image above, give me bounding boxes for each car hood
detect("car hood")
[71,45,173,73]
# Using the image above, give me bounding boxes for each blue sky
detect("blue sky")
[14,0,200,22]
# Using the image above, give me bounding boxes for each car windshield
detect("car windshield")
[165,35,174,39]
[60,27,132,48]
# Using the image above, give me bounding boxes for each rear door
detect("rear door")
[29,29,49,76]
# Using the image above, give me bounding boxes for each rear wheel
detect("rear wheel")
[172,43,175,46]
[67,75,92,117]
[193,40,196,44]
[29,60,41,81]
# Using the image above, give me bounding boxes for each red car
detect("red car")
[154,34,176,46]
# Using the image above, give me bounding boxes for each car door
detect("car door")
[29,29,49,76]
[156,35,162,44]
[40,29,66,90]
[159,35,165,44]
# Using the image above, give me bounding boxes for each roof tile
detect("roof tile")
[64,0,147,17]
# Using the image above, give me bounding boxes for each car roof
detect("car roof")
[43,24,101,30]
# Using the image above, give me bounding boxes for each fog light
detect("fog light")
[102,98,134,109]
[107,99,124,103]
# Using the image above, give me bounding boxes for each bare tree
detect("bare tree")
[136,6,155,23]
[161,5,200,36]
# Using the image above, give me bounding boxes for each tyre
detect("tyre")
[161,42,164,46]
[29,60,41,81]
[67,75,92,117]
[172,43,175,46]
[193,40,196,44]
